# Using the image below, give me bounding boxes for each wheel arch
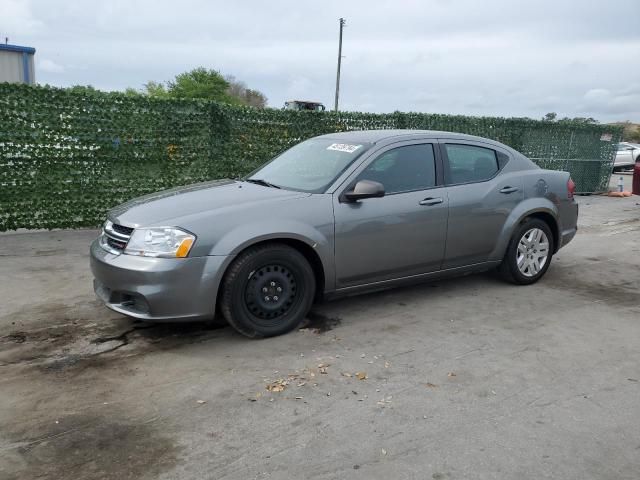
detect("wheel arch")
[524,211,559,253]
[216,237,327,311]
[490,199,561,261]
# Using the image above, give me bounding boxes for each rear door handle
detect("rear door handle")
[419,197,444,206]
[500,186,519,194]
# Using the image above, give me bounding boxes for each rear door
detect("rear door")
[333,141,448,287]
[440,140,523,269]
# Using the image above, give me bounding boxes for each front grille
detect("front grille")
[112,224,134,236]
[107,237,127,251]
[101,221,133,253]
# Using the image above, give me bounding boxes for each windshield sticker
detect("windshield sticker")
[327,143,362,153]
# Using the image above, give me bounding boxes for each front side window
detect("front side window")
[248,138,372,193]
[444,144,499,184]
[356,144,436,194]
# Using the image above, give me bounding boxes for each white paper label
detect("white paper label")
[327,143,362,153]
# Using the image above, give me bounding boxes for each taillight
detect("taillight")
[567,177,576,199]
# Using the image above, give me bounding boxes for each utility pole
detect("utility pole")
[334,17,346,113]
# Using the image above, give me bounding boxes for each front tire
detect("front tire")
[219,243,315,338]
[499,218,554,285]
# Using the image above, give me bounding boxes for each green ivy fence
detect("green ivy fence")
[0,83,622,231]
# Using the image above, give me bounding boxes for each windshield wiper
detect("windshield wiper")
[244,178,281,189]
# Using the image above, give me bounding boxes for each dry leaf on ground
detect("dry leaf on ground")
[266,379,288,392]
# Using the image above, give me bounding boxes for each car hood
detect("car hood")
[108,179,310,227]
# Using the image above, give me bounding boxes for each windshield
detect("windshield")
[247,138,372,193]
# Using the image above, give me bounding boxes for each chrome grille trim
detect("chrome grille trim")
[104,228,129,242]
[99,220,133,254]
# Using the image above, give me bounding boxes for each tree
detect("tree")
[133,68,269,107]
[124,87,143,97]
[143,81,170,98]
[225,75,267,108]
[225,75,247,99]
[615,121,640,143]
[542,112,557,122]
[243,88,267,109]
[167,67,236,103]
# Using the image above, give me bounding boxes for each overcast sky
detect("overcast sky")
[3,0,640,122]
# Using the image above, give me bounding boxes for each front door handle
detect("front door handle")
[500,186,519,194]
[419,197,444,206]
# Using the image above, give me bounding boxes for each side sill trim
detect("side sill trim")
[332,260,501,294]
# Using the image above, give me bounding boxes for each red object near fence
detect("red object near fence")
[633,163,640,196]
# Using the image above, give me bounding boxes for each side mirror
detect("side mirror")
[342,180,385,202]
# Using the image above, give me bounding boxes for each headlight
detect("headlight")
[124,227,195,258]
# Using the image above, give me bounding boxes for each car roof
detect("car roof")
[317,129,504,147]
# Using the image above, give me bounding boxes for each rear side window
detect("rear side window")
[444,144,499,184]
[357,144,436,194]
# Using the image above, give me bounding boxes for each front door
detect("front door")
[333,142,448,288]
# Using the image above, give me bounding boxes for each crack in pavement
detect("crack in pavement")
[90,324,156,354]
[0,324,156,368]
[1,321,226,370]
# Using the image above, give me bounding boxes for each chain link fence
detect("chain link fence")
[0,83,622,231]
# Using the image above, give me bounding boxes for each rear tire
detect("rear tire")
[219,243,315,338]
[498,218,554,285]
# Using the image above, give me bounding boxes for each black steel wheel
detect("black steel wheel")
[220,243,315,338]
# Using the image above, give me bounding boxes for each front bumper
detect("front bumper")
[90,239,230,321]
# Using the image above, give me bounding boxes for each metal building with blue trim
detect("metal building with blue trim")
[0,44,36,84]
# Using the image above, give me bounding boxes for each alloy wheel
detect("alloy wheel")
[516,228,550,277]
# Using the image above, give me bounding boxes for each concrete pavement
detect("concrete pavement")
[1,192,639,480]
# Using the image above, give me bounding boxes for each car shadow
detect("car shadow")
[101,270,503,349]
[1,271,505,373]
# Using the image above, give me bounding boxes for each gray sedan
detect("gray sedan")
[90,130,578,338]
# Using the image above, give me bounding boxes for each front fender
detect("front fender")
[488,198,559,262]
[208,220,335,292]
